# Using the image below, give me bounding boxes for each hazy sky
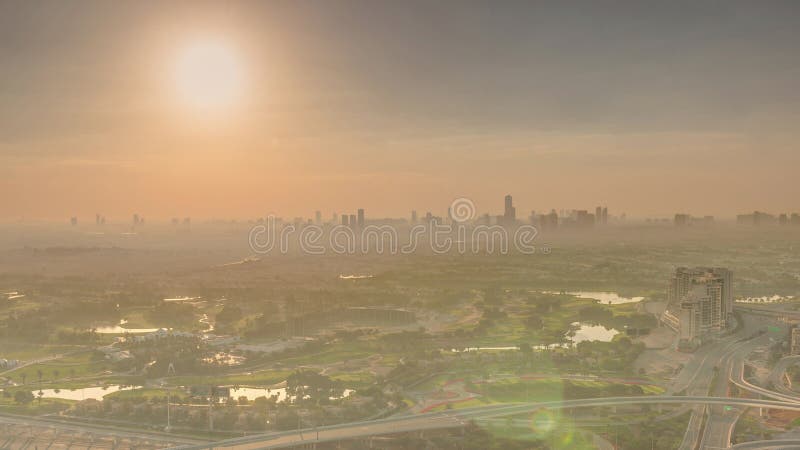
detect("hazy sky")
[1,0,799,220]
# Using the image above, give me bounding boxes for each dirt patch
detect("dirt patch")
[633,347,691,377]
[765,409,800,428]
[635,325,675,349]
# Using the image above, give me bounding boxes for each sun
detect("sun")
[173,39,244,112]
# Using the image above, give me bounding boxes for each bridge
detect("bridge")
[170,396,800,450]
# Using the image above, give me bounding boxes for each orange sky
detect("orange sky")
[2,1,799,221]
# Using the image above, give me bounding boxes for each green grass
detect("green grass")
[424,397,495,412]
[275,344,373,366]
[4,353,111,382]
[0,396,72,415]
[0,343,83,361]
[329,372,375,388]
[475,378,565,403]
[480,418,595,449]
[167,369,293,387]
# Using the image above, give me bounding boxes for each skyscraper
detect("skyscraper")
[575,210,595,228]
[349,214,357,229]
[357,209,364,228]
[541,209,559,231]
[315,210,322,225]
[674,214,690,227]
[411,210,417,224]
[669,267,733,348]
[503,194,516,225]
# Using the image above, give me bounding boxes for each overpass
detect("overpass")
[732,440,800,449]
[734,305,800,322]
[0,411,206,447]
[170,396,800,450]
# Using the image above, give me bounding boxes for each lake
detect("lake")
[449,322,620,353]
[227,386,355,402]
[544,291,643,305]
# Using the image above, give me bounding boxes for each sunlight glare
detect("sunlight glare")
[173,38,244,113]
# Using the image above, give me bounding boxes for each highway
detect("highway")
[699,332,774,450]
[169,396,800,450]
[674,317,768,450]
[732,439,800,449]
[769,356,800,397]
[0,411,208,447]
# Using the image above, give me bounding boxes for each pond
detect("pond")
[737,295,796,303]
[92,319,160,334]
[448,322,620,353]
[339,274,374,280]
[569,322,620,344]
[544,291,643,305]
[163,296,202,302]
[226,386,355,402]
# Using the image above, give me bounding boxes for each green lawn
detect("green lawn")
[4,352,111,383]
[167,369,292,387]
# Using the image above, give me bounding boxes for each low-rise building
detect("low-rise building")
[791,327,800,355]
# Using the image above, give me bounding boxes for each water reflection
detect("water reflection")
[544,291,643,305]
[227,386,355,402]
[449,322,619,353]
[92,319,160,334]
[163,296,202,302]
[569,322,619,344]
[339,274,374,280]
[737,295,795,303]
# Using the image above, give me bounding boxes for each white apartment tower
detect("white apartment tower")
[669,267,733,347]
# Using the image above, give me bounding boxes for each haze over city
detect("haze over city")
[2,1,799,220]
[3,2,800,450]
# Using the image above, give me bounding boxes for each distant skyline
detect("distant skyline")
[2,1,799,220]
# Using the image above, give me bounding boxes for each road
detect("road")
[769,356,800,397]
[700,332,774,450]
[673,316,768,450]
[0,348,90,378]
[0,411,208,447]
[170,396,800,450]
[732,439,800,449]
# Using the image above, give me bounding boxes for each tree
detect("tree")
[14,390,34,405]
[524,314,544,330]
[20,373,27,385]
[216,305,243,327]
[286,370,339,405]
[36,369,43,383]
[53,369,60,380]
